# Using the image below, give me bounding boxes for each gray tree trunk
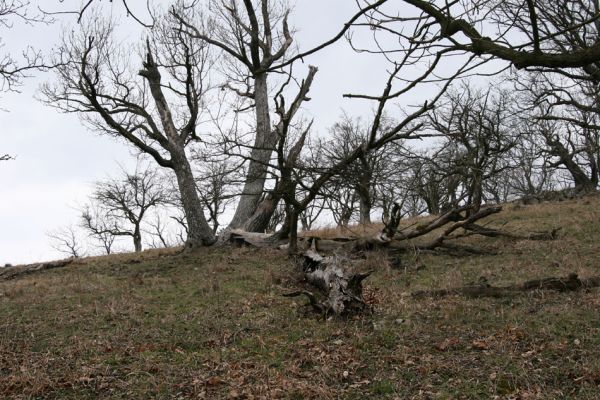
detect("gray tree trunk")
[242,193,280,232]
[356,180,372,224]
[133,225,142,252]
[228,73,277,231]
[172,152,216,248]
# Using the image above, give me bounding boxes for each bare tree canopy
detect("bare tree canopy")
[46,225,84,258]
[360,0,600,71]
[41,10,217,249]
[82,165,172,253]
[0,0,49,93]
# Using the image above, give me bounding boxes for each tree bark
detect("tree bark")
[133,225,142,252]
[356,157,373,224]
[228,73,277,231]
[172,152,216,249]
[358,193,372,224]
[284,243,371,315]
[242,192,280,232]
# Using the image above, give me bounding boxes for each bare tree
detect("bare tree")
[514,74,600,193]
[298,195,325,231]
[402,150,462,215]
[145,211,182,249]
[40,0,155,27]
[427,84,518,213]
[47,225,85,258]
[1,1,51,159]
[81,165,171,253]
[172,0,311,233]
[322,114,402,225]
[324,184,358,229]
[506,133,556,198]
[41,11,217,249]
[265,53,466,253]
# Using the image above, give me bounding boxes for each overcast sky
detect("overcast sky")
[0,0,404,264]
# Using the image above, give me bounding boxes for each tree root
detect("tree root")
[283,240,372,315]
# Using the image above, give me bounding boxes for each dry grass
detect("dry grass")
[1,197,600,399]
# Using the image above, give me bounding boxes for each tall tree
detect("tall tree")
[41,12,217,249]
[173,0,301,232]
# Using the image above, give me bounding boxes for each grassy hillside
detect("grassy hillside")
[1,197,600,399]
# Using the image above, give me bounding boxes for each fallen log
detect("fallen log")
[0,259,74,281]
[463,224,561,241]
[284,240,371,315]
[411,273,600,299]
[227,204,559,256]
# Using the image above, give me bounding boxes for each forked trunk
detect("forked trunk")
[241,192,280,232]
[228,73,276,231]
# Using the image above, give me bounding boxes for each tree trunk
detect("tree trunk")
[358,195,372,225]
[242,192,280,232]
[172,152,216,249]
[228,73,276,231]
[546,136,596,192]
[356,158,372,224]
[133,226,142,252]
[468,171,484,215]
[287,208,299,255]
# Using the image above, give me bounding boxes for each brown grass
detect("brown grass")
[1,196,600,399]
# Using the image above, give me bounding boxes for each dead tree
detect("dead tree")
[81,166,170,253]
[412,273,600,299]
[284,241,372,315]
[41,12,217,249]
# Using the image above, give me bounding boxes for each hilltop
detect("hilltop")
[1,196,600,399]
